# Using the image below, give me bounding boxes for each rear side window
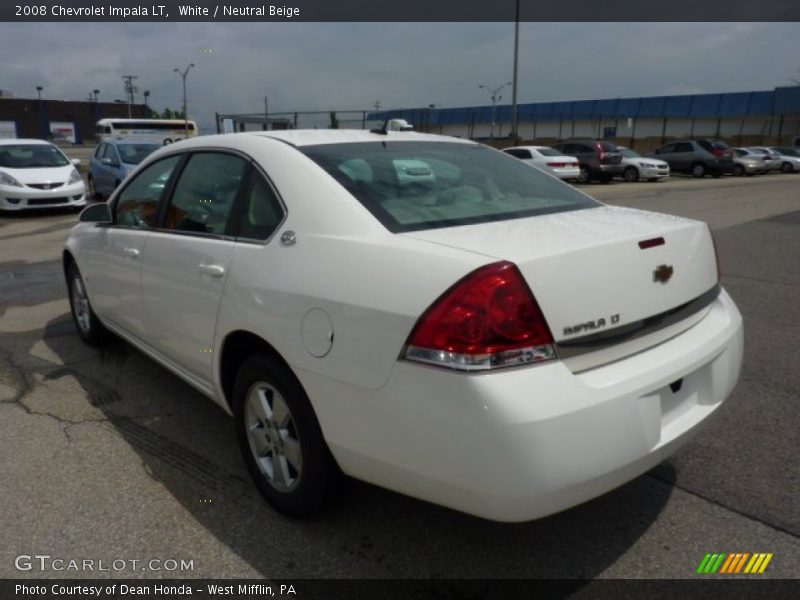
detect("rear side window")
[597,142,618,151]
[302,141,598,233]
[237,172,284,241]
[504,148,532,159]
[163,152,248,236]
[676,143,694,152]
[115,155,181,229]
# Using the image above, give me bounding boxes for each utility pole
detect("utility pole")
[122,75,138,118]
[511,0,520,143]
[479,82,512,140]
[174,63,195,137]
[264,95,269,130]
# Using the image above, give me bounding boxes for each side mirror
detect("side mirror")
[101,157,113,166]
[79,203,112,224]
[71,158,82,166]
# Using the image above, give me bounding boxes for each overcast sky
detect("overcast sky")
[2,22,799,132]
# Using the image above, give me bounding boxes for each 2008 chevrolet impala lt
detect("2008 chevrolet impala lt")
[63,125,743,521]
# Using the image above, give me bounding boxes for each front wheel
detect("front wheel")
[733,164,745,177]
[577,165,590,183]
[66,262,111,346]
[623,166,640,182]
[781,161,794,173]
[233,355,339,518]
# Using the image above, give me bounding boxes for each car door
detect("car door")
[139,151,250,384]
[82,154,183,339]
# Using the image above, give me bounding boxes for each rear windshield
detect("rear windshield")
[301,142,598,233]
[619,148,640,158]
[535,147,561,157]
[117,143,160,165]
[0,144,69,168]
[597,142,618,151]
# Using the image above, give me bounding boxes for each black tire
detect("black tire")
[66,262,111,347]
[163,138,173,145]
[691,163,707,178]
[623,166,640,182]
[577,165,591,183]
[733,164,745,177]
[781,161,793,173]
[233,354,339,518]
[87,176,101,200]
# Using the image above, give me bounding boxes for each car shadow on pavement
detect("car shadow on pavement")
[37,313,674,582]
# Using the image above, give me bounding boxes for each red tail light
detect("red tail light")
[596,143,607,161]
[403,261,557,371]
[712,148,729,158]
[547,162,568,167]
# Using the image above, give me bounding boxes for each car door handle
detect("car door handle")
[198,263,225,277]
[121,247,140,258]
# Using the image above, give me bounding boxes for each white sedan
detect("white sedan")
[502,145,580,180]
[64,129,743,522]
[0,139,86,211]
[618,146,670,182]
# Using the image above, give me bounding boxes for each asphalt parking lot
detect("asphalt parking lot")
[1,172,799,582]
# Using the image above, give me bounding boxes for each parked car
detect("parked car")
[731,148,769,176]
[0,139,86,211]
[551,139,624,183]
[88,140,161,199]
[502,146,580,181]
[768,147,800,173]
[746,147,782,172]
[616,146,670,182]
[64,129,743,522]
[651,139,734,177]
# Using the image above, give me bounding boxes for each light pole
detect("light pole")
[174,63,195,137]
[93,89,101,121]
[264,95,269,130]
[36,86,43,100]
[479,81,512,139]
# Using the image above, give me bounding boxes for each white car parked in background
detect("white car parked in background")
[617,146,670,182]
[502,145,580,181]
[746,147,781,172]
[768,147,800,173]
[64,129,743,522]
[0,139,86,211]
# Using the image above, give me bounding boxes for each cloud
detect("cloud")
[1,22,798,133]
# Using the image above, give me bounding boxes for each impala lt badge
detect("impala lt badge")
[654,264,674,284]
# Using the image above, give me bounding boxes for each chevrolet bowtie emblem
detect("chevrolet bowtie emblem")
[653,264,674,284]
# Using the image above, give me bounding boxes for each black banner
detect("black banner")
[2,0,800,22]
[3,579,800,600]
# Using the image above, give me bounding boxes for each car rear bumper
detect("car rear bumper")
[302,288,743,522]
[551,166,581,180]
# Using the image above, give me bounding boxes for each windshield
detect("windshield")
[0,144,70,168]
[620,148,640,158]
[117,144,160,165]
[775,148,799,157]
[302,141,598,233]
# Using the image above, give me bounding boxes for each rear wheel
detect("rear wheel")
[233,355,339,518]
[691,163,707,178]
[623,166,640,182]
[781,161,794,173]
[66,262,111,347]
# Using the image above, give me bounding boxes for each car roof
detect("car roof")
[246,129,476,148]
[0,138,52,146]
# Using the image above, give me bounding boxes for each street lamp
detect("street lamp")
[479,81,512,140]
[36,86,43,100]
[174,63,195,137]
[143,90,150,116]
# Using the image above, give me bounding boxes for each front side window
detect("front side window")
[102,144,119,164]
[302,142,598,233]
[115,155,181,229]
[163,152,248,236]
[93,144,105,159]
